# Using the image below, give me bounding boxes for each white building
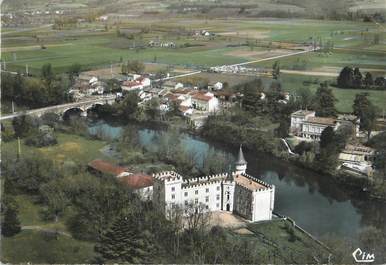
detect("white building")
[191,91,219,112]
[290,110,359,141]
[121,77,151,92]
[152,146,275,222]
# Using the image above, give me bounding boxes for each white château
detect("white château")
[152,146,275,222]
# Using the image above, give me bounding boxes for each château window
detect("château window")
[206,188,209,193]
[171,194,175,199]
[184,192,188,197]
[185,200,188,206]
[171,187,175,192]
[205,196,209,202]
[216,203,220,208]
[216,186,220,191]
[216,195,220,200]
[195,190,198,195]
[195,198,198,204]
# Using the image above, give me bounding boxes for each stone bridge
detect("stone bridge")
[0,95,116,121]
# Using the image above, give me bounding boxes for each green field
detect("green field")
[1,230,95,264]
[2,18,384,74]
[278,73,386,113]
[2,132,109,165]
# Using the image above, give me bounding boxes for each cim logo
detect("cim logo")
[352,248,375,263]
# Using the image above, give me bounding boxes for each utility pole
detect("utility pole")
[17,137,21,160]
[25,64,29,76]
[11,101,15,113]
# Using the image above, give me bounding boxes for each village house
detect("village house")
[121,76,151,92]
[208,81,223,91]
[162,81,184,91]
[290,110,359,141]
[88,159,153,200]
[152,146,275,222]
[191,91,219,112]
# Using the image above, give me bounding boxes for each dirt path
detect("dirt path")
[21,225,72,237]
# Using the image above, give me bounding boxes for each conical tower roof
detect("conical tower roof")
[236,144,247,165]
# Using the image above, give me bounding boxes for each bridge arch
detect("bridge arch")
[63,107,86,120]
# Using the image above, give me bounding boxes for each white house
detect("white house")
[121,77,151,92]
[191,91,219,112]
[152,146,275,222]
[209,81,223,90]
[290,110,359,141]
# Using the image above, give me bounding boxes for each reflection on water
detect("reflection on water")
[88,120,386,239]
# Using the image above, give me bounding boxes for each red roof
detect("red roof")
[178,106,191,112]
[192,93,212,102]
[88,159,128,176]
[119,173,154,189]
[122,80,141,87]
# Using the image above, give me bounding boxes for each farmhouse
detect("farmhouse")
[88,159,154,200]
[152,146,275,222]
[119,173,154,200]
[88,159,131,178]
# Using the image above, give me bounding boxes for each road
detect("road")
[0,95,116,121]
[1,46,317,121]
[159,47,318,81]
[228,47,318,67]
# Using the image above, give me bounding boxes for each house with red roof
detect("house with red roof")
[191,91,219,112]
[88,159,154,200]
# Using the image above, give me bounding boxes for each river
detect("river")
[89,120,386,240]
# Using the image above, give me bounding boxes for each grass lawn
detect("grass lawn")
[1,230,95,264]
[232,219,330,263]
[277,73,386,113]
[1,132,109,165]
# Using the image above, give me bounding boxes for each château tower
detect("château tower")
[235,144,247,175]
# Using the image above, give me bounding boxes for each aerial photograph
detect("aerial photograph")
[0,0,385,264]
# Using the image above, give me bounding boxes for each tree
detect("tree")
[337,66,353,88]
[68,63,82,82]
[117,92,139,119]
[317,126,340,173]
[363,72,373,88]
[272,61,280,80]
[121,63,128,75]
[40,180,69,222]
[95,214,158,263]
[3,155,58,194]
[1,196,21,237]
[353,93,377,139]
[41,63,54,83]
[241,79,263,113]
[353,67,362,88]
[145,97,160,120]
[313,82,337,117]
[68,180,133,241]
[12,115,34,138]
[296,87,313,110]
[320,126,335,149]
[127,60,145,74]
